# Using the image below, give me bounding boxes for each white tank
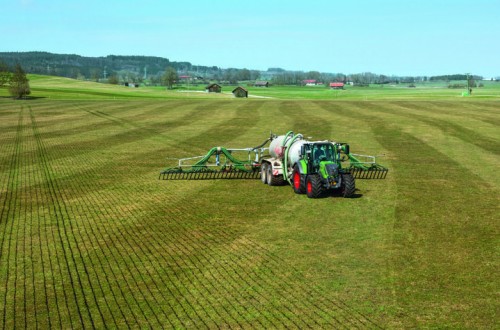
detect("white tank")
[269,134,308,166]
[269,135,287,158]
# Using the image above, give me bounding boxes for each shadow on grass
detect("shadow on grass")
[0,96,47,100]
[321,190,364,199]
[348,193,364,199]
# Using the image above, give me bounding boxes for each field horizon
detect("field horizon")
[0,76,498,328]
[2,74,499,101]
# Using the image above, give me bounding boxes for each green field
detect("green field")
[0,76,499,328]
[22,74,500,100]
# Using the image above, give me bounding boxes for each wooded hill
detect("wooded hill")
[0,51,217,83]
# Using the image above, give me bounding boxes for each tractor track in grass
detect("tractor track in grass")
[0,107,23,329]
[94,179,378,328]
[66,202,153,328]
[29,104,227,326]
[29,130,55,329]
[1,100,388,328]
[116,197,301,327]
[17,110,30,329]
[148,183,381,328]
[28,106,113,328]
[49,155,226,326]
[29,107,159,328]
[0,106,58,329]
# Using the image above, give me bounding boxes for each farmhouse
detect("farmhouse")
[329,82,344,89]
[303,79,323,86]
[254,81,270,87]
[232,86,248,98]
[205,83,221,93]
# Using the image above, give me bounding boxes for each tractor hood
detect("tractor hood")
[319,161,339,179]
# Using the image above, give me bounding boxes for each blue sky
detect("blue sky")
[3,0,499,77]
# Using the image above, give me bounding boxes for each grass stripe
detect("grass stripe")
[0,107,24,329]
[29,108,97,328]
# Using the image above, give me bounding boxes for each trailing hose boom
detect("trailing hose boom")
[159,131,388,198]
[159,146,265,180]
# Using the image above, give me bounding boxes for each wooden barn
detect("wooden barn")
[205,83,221,93]
[254,81,270,87]
[232,86,248,98]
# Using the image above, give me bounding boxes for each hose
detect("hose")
[283,133,303,183]
[251,137,271,150]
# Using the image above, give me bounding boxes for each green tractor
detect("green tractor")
[290,142,355,198]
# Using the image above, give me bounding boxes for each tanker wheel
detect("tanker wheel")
[260,163,268,184]
[306,174,324,198]
[266,165,284,186]
[340,173,355,198]
[292,165,305,194]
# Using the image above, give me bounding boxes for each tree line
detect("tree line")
[0,52,222,85]
[0,52,489,89]
[429,74,482,81]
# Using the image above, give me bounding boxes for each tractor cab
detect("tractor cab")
[311,143,336,165]
[300,142,343,186]
[302,142,338,168]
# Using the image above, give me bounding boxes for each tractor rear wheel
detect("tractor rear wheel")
[306,174,324,198]
[260,163,268,184]
[266,165,284,186]
[340,173,355,198]
[292,165,305,194]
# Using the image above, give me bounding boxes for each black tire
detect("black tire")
[266,165,273,186]
[306,174,324,198]
[266,164,285,186]
[340,173,355,198]
[292,165,306,194]
[260,163,268,184]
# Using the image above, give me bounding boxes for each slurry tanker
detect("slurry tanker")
[160,131,388,198]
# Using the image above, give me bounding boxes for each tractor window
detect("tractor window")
[312,144,335,164]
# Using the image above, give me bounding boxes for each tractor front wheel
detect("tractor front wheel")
[292,165,305,194]
[340,173,355,198]
[306,174,324,198]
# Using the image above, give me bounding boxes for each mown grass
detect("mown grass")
[0,77,498,328]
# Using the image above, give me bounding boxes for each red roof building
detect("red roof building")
[329,82,345,89]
